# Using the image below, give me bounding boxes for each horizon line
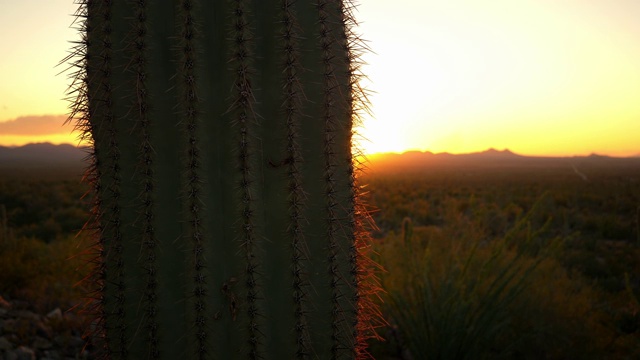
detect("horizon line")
[2,141,639,159]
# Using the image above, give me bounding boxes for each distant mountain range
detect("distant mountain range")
[0,143,88,179]
[365,148,640,173]
[0,143,638,174]
[0,143,87,167]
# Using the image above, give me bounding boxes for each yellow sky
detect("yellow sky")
[1,1,639,156]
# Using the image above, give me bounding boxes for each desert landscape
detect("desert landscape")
[1,144,639,359]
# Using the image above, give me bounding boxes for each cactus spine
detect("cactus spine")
[67,0,380,359]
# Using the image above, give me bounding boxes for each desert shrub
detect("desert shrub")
[373,202,621,359]
[0,219,87,311]
[0,180,89,242]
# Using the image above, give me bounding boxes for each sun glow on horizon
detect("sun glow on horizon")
[355,0,640,157]
[1,1,640,158]
[0,134,80,148]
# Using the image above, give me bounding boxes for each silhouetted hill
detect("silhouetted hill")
[365,148,640,175]
[0,143,86,164]
[2,144,639,180]
[366,148,520,170]
[469,148,521,158]
[0,143,86,179]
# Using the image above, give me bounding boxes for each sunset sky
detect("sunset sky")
[1,1,639,156]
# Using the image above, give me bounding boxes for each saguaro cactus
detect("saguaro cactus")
[66,0,380,359]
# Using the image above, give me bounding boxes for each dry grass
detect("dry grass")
[371,198,632,359]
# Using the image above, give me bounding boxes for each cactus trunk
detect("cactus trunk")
[68,0,380,359]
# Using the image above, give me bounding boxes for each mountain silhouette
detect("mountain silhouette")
[472,148,520,157]
[1,143,637,178]
[0,143,87,179]
[0,143,86,165]
[364,148,638,174]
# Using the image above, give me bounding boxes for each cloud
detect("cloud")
[0,115,70,135]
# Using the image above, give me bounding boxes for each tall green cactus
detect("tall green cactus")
[66,0,381,359]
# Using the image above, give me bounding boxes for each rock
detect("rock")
[8,345,36,360]
[0,298,95,359]
[1,317,52,340]
[0,296,11,309]
[0,335,13,351]
[32,336,53,350]
[2,319,17,333]
[53,335,84,349]
[35,321,53,340]
[68,336,85,349]
[41,350,63,360]
[12,312,38,322]
[45,309,63,322]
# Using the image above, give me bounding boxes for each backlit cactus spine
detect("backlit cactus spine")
[66,0,382,359]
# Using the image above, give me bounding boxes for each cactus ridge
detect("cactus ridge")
[338,2,389,357]
[176,0,209,358]
[229,1,264,358]
[126,1,162,357]
[86,1,130,357]
[318,1,357,356]
[280,1,312,357]
[66,0,384,358]
[337,0,363,354]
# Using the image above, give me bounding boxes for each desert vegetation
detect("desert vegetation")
[0,178,92,359]
[2,154,640,359]
[365,158,640,359]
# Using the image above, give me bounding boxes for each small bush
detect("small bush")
[0,218,88,312]
[373,202,621,359]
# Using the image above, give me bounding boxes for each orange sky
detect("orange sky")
[1,0,639,157]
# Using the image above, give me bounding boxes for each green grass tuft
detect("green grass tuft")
[372,197,624,359]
